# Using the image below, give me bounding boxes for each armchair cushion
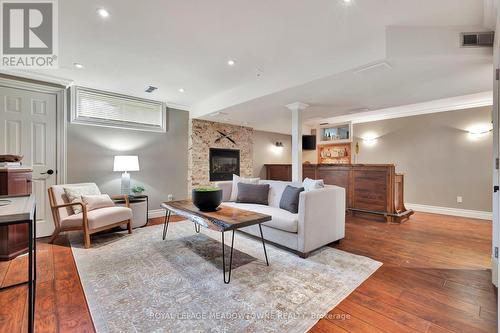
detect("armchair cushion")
[82,194,115,212]
[60,206,132,230]
[63,184,101,214]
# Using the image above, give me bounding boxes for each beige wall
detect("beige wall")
[353,107,492,212]
[67,108,189,211]
[253,131,292,178]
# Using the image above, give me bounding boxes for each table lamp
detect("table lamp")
[113,155,140,194]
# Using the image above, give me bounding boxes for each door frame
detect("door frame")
[0,75,68,201]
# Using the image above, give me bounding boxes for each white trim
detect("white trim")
[0,70,73,87]
[166,101,190,112]
[148,209,165,219]
[305,91,493,126]
[406,203,492,221]
[148,209,177,219]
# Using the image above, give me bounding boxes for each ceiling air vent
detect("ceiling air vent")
[461,32,494,47]
[144,85,158,93]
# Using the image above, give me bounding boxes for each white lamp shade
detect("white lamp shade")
[113,155,140,172]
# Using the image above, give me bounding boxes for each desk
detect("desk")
[0,194,36,333]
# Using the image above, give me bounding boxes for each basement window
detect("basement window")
[71,86,167,132]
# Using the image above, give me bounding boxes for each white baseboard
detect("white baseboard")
[148,209,167,219]
[405,203,492,221]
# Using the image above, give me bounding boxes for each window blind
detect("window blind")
[71,87,166,132]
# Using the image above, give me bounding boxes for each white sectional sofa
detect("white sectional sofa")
[215,180,346,258]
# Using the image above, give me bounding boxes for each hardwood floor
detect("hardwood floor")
[0,213,496,333]
[311,212,497,333]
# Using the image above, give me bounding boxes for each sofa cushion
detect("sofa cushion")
[223,202,298,233]
[236,183,270,205]
[279,185,304,213]
[60,206,132,230]
[303,178,325,192]
[258,180,302,208]
[230,175,260,201]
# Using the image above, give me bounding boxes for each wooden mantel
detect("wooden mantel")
[265,163,413,223]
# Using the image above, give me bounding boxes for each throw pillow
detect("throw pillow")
[279,185,304,214]
[302,177,325,192]
[63,184,101,214]
[230,174,260,201]
[236,183,270,205]
[82,194,115,212]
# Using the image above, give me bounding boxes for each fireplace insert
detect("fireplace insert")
[209,148,240,181]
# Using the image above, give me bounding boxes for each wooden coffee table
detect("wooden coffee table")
[160,200,271,283]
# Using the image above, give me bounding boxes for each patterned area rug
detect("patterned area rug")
[70,221,382,333]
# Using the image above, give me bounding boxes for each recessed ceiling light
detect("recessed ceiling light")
[342,0,352,3]
[227,59,236,66]
[73,62,84,69]
[97,8,110,18]
[178,88,185,93]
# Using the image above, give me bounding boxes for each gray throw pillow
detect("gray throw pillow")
[236,183,270,205]
[279,185,304,214]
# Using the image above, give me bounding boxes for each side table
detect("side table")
[113,194,149,228]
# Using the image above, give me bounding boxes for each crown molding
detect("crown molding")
[0,69,74,87]
[166,101,191,112]
[306,91,493,126]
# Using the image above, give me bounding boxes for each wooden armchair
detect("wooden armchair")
[48,183,133,248]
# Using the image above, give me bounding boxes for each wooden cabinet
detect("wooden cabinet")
[264,164,413,223]
[0,168,32,260]
[265,164,292,181]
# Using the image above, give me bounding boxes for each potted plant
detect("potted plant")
[131,185,145,195]
[192,186,222,212]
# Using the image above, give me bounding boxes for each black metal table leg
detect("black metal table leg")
[145,196,149,224]
[162,210,171,240]
[221,230,235,284]
[258,224,270,266]
[28,209,35,333]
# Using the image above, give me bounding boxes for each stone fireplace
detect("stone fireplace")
[188,119,253,191]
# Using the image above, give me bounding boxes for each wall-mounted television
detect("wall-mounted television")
[302,135,316,150]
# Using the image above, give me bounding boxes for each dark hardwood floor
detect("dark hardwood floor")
[312,212,496,333]
[0,212,496,333]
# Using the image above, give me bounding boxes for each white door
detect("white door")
[0,86,57,237]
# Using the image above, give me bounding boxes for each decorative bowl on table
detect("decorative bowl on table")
[192,187,222,212]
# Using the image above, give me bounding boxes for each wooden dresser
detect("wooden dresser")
[265,164,413,223]
[0,168,32,260]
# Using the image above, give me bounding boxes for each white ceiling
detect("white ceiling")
[23,0,495,134]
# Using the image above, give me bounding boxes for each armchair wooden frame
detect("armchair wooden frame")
[48,187,132,248]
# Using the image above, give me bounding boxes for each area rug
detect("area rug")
[70,221,382,333]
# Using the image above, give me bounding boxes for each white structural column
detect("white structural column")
[286,102,309,182]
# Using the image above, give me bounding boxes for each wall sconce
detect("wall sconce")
[271,141,284,154]
[467,124,492,139]
[361,132,378,146]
